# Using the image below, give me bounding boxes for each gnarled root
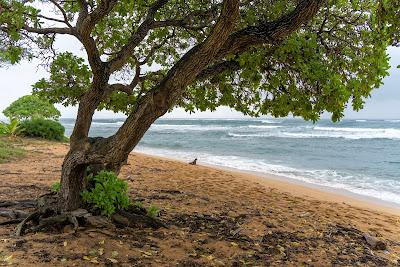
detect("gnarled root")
[0,209,29,219]
[3,195,166,236]
[15,211,40,236]
[0,200,36,226]
[0,199,36,208]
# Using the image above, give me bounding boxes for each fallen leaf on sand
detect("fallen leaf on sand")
[107,258,118,263]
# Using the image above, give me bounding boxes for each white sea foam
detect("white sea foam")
[228,133,271,138]
[248,125,282,129]
[150,124,229,131]
[313,127,400,139]
[385,120,400,123]
[134,146,400,205]
[261,119,281,124]
[356,120,367,122]
[228,127,400,140]
[91,121,124,126]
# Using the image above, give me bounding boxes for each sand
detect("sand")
[1,138,400,266]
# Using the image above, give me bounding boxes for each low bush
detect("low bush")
[51,181,61,193]
[146,205,160,218]
[0,119,23,137]
[20,118,65,141]
[0,123,7,136]
[81,171,130,217]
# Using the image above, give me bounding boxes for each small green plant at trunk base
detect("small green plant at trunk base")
[81,171,130,217]
[51,182,61,193]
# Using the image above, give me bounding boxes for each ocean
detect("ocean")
[60,118,400,206]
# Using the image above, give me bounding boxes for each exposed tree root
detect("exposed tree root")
[0,219,23,226]
[0,209,29,219]
[4,196,166,236]
[0,199,36,208]
[15,211,40,236]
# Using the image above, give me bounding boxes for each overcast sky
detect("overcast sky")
[0,44,399,120]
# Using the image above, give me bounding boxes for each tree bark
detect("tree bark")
[59,149,88,211]
[59,136,131,211]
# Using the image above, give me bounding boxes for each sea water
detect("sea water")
[61,118,400,206]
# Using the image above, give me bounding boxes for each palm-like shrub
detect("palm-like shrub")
[0,119,24,137]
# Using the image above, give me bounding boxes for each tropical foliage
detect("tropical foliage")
[3,95,61,121]
[0,1,398,121]
[0,118,23,137]
[81,171,130,217]
[20,118,65,141]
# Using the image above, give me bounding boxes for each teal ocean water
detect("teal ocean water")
[61,118,400,206]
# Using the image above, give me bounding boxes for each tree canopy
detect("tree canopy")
[1,0,398,123]
[3,95,61,121]
[1,0,400,213]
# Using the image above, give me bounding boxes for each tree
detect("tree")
[3,95,61,121]
[0,0,398,212]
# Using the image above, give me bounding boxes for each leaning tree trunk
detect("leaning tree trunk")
[59,137,130,211]
[57,0,241,212]
[59,134,138,212]
[59,149,88,211]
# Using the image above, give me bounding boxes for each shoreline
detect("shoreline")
[132,151,400,216]
[2,138,400,266]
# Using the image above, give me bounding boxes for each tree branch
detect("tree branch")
[107,0,170,73]
[217,0,324,59]
[49,0,73,28]
[108,83,133,95]
[22,25,73,35]
[196,60,240,81]
[78,0,118,34]
[109,0,241,155]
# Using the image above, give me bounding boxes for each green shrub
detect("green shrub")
[20,118,65,141]
[3,95,61,121]
[146,205,160,219]
[133,201,144,209]
[0,119,23,137]
[51,181,61,193]
[0,123,6,135]
[81,171,130,217]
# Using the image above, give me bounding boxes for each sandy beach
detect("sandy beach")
[1,138,400,266]
[139,152,400,217]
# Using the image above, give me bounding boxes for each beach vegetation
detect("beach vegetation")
[0,138,24,163]
[0,119,23,138]
[146,205,161,219]
[3,95,61,121]
[133,201,144,209]
[81,171,130,217]
[51,181,61,193]
[0,0,399,233]
[20,118,65,141]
